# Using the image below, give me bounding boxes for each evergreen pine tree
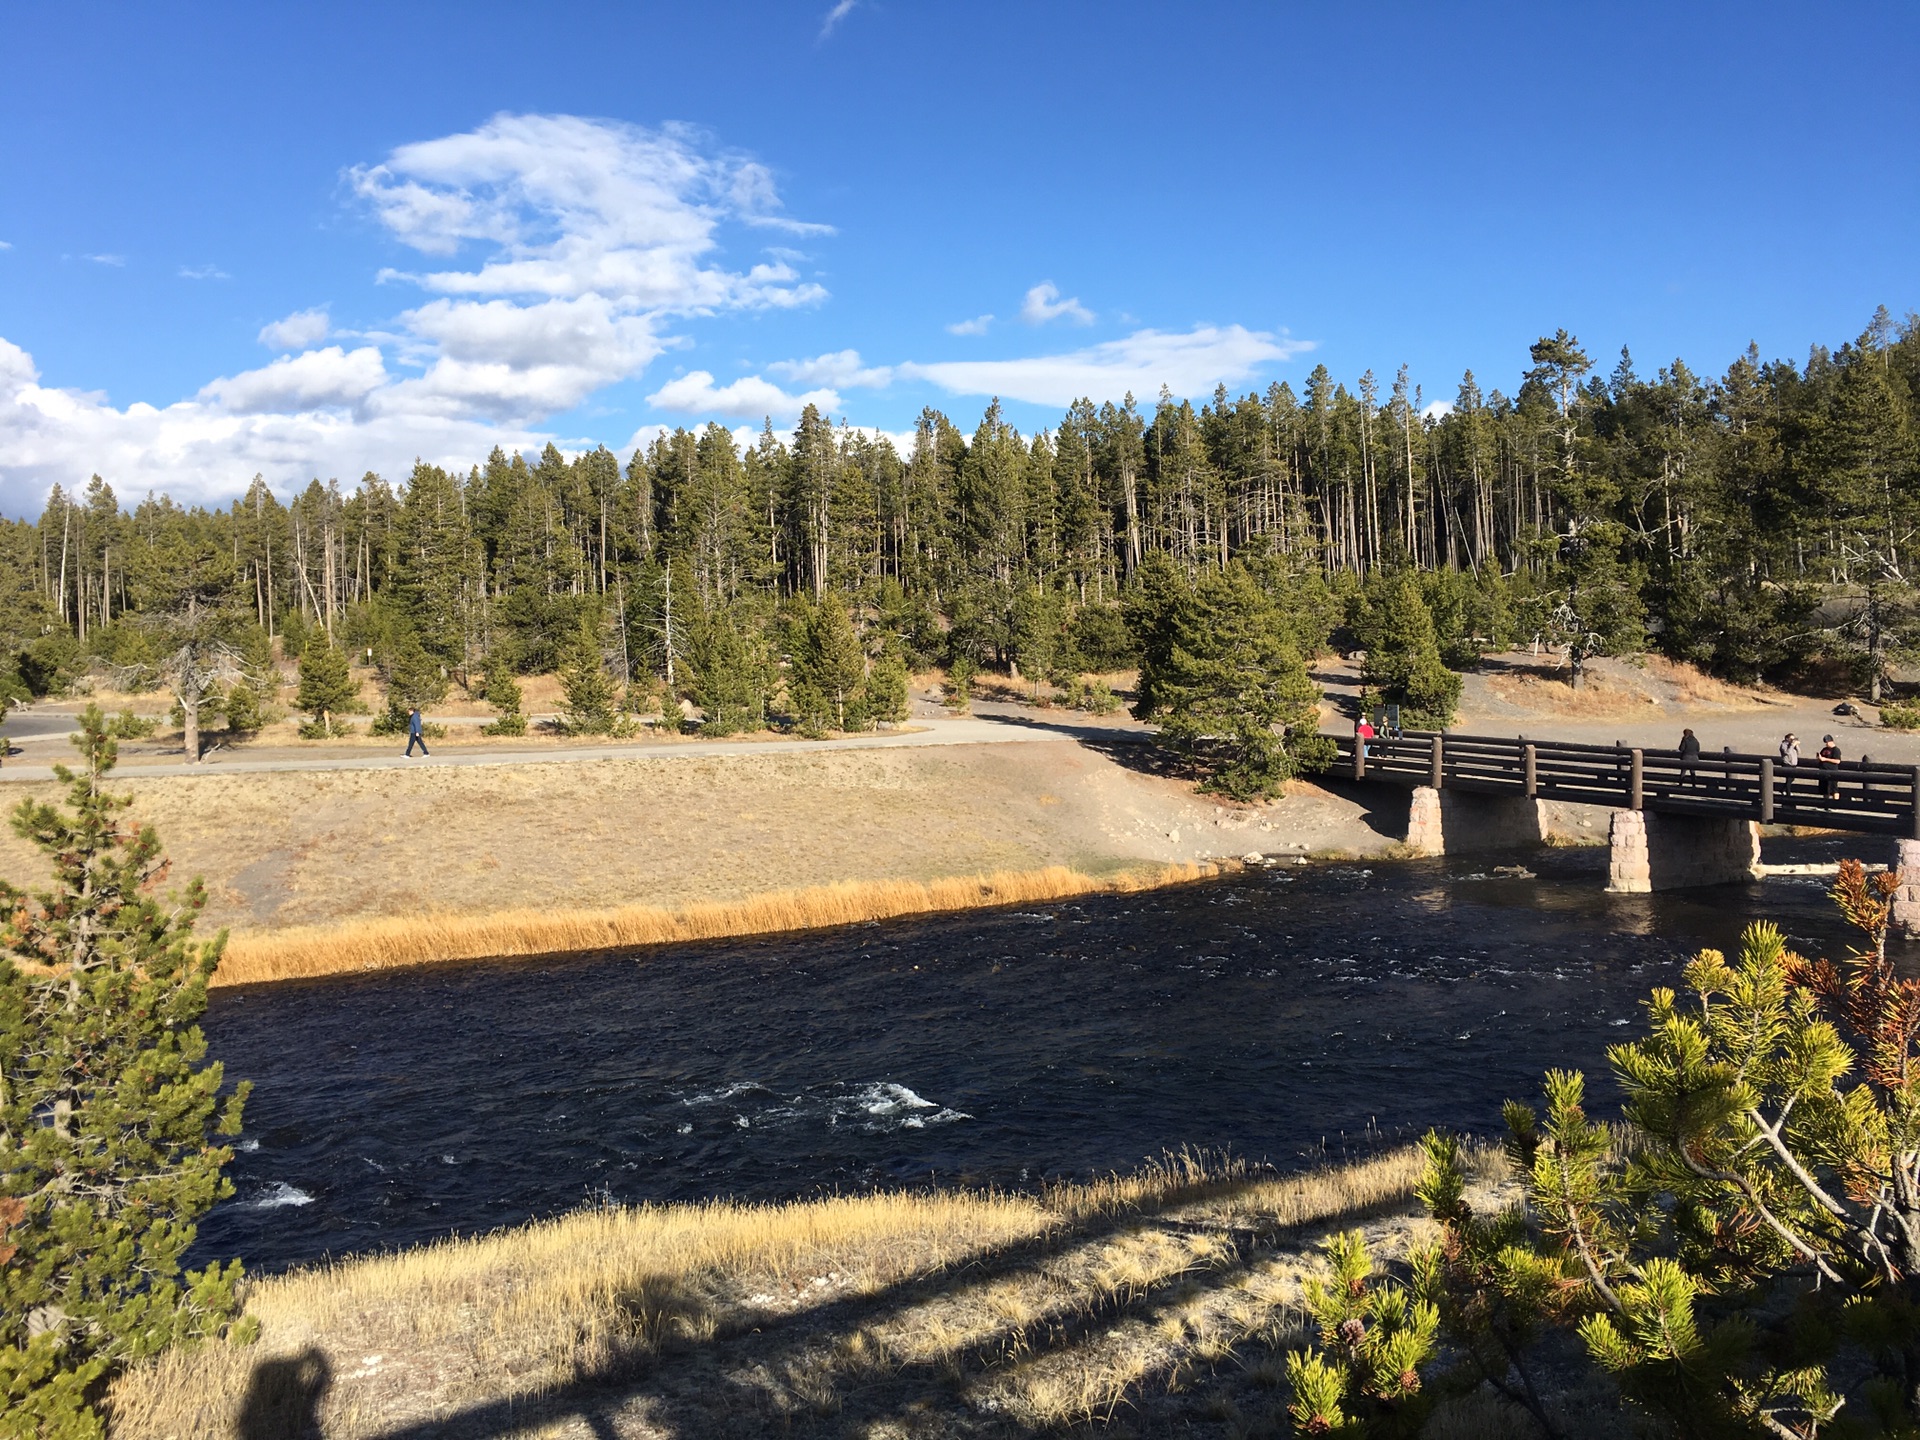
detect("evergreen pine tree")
[1146,564,1330,799]
[1355,571,1462,730]
[689,612,774,737]
[480,667,526,736]
[867,649,909,724]
[557,623,617,735]
[789,592,866,735]
[371,637,449,736]
[293,639,355,738]
[0,706,251,1437]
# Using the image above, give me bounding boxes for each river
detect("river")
[197,837,1893,1272]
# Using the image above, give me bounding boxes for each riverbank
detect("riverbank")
[0,732,1406,984]
[212,860,1237,986]
[113,1146,1627,1440]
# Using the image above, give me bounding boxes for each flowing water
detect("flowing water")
[198,838,1896,1273]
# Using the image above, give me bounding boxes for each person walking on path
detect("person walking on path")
[1678,727,1701,787]
[1355,714,1375,761]
[1818,733,1843,802]
[406,705,430,758]
[1778,732,1800,800]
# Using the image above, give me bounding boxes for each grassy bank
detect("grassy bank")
[108,1147,1490,1440]
[213,861,1233,986]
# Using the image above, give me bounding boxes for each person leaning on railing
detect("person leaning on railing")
[1818,734,1842,801]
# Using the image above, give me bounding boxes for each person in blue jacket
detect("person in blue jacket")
[406,705,430,757]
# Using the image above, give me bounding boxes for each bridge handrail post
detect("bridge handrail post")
[1910,766,1920,841]
[1629,749,1644,810]
[1522,741,1537,797]
[1430,734,1444,789]
[1759,757,1774,823]
[1353,737,1365,781]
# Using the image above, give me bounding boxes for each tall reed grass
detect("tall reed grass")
[214,861,1229,987]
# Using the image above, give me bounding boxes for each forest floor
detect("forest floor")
[107,1145,1635,1440]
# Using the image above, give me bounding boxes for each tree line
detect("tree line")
[0,309,1915,781]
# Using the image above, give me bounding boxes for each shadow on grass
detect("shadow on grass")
[238,1348,330,1440]
[337,1164,1422,1439]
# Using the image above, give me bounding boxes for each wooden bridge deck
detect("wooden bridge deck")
[1329,732,1920,840]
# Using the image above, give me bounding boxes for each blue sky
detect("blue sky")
[0,1,1914,512]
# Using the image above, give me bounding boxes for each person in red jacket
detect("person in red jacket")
[1355,714,1375,759]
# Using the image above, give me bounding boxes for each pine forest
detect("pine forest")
[5,310,1918,738]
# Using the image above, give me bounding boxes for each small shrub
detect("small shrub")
[482,711,528,737]
[106,708,158,739]
[1062,676,1120,715]
[1880,700,1920,730]
[222,683,265,735]
[296,719,357,739]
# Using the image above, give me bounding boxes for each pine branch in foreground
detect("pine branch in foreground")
[0,705,251,1439]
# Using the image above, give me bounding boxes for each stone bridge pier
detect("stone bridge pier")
[1404,786,1547,856]
[1603,810,1761,893]
[1404,786,1764,890]
[1894,840,1920,936]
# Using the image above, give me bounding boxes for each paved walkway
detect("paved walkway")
[0,706,1130,784]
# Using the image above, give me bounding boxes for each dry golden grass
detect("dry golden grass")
[1483,668,1664,719]
[106,1188,1056,1439]
[1480,654,1774,721]
[213,861,1230,987]
[1637,654,1775,709]
[106,1146,1456,1440]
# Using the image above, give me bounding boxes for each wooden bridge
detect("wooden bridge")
[1329,731,1920,840]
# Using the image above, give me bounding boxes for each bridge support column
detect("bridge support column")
[1892,839,1920,937]
[1606,810,1760,894]
[1405,786,1548,857]
[1406,786,1445,856]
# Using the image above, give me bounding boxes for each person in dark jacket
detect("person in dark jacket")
[1678,727,1701,787]
[406,705,430,757]
[1817,734,1842,801]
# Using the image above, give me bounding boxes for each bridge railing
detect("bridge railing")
[1328,731,1920,837]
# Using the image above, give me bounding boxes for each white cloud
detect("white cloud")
[819,0,859,39]
[178,264,230,281]
[647,370,840,421]
[0,336,546,507]
[0,241,13,251]
[198,346,388,415]
[380,295,667,420]
[0,114,848,508]
[258,307,333,351]
[1019,282,1093,326]
[901,325,1314,408]
[1422,399,1454,420]
[768,349,892,388]
[84,253,126,267]
[343,113,829,423]
[947,314,993,337]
